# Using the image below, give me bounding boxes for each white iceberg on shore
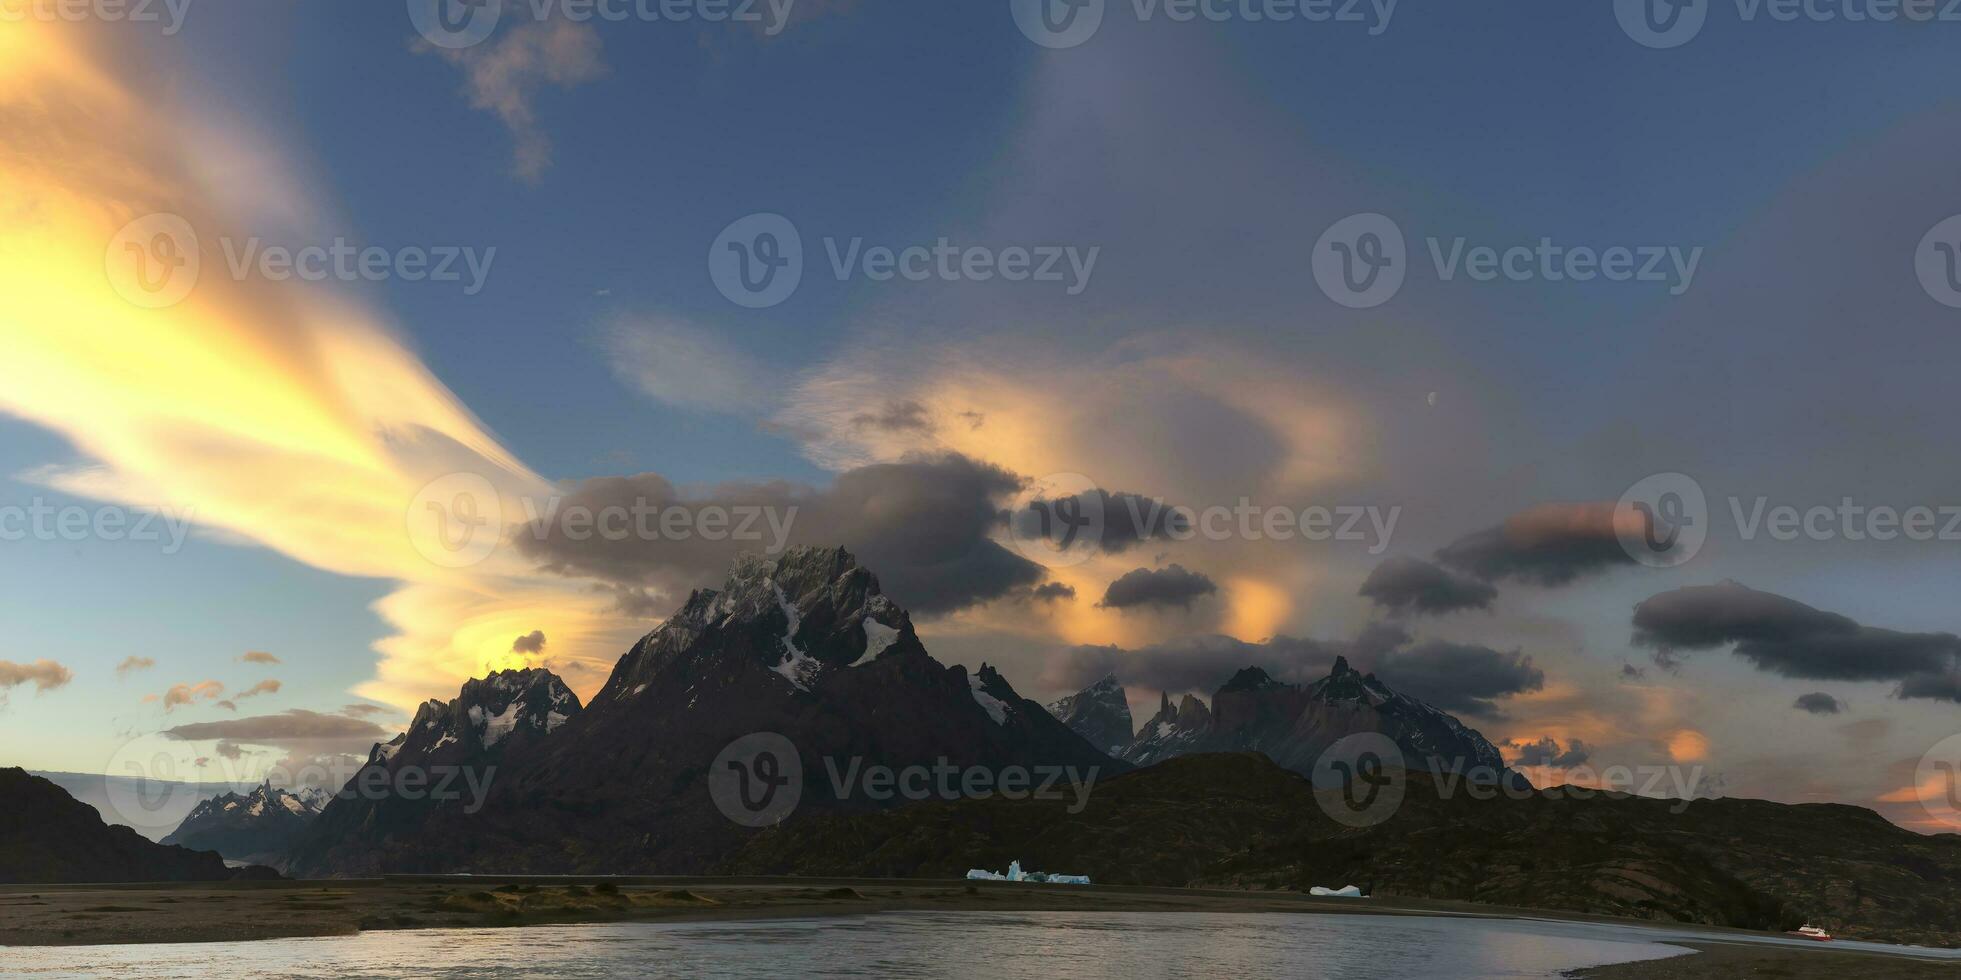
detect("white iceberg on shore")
[1308,885,1365,898]
[965,859,1090,885]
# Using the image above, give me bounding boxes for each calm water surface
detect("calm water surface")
[4,911,1694,979]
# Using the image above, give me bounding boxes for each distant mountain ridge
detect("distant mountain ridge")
[1054,658,1526,788]
[161,781,326,867]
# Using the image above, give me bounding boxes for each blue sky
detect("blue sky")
[3,0,1961,829]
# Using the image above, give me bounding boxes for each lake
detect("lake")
[1,910,1694,978]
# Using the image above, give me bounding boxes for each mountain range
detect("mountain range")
[287,547,1113,876]
[1058,661,1528,789]
[159,781,330,868]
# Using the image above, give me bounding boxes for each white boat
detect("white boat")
[1787,924,1833,941]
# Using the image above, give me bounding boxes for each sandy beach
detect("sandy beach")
[2,877,1952,979]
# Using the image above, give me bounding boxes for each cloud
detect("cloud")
[1043,623,1537,718]
[1506,736,1591,768]
[850,400,934,434]
[1794,692,1844,715]
[236,679,281,699]
[422,16,608,181]
[1619,663,1648,681]
[513,453,1044,615]
[601,316,776,415]
[1359,556,1498,615]
[1373,641,1546,718]
[1896,670,1961,703]
[1009,489,1191,556]
[1631,582,1961,694]
[0,659,74,697]
[1098,564,1218,611]
[0,24,627,713]
[240,651,281,665]
[215,700,237,712]
[511,629,547,655]
[341,703,394,718]
[160,709,389,744]
[214,739,246,760]
[1435,502,1637,587]
[1030,581,1077,602]
[161,681,225,711]
[115,656,155,677]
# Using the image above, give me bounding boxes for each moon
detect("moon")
[1426,391,1439,408]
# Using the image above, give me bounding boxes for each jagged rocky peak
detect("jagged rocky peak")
[1220,666,1283,692]
[400,666,582,756]
[1047,673,1135,755]
[607,546,923,698]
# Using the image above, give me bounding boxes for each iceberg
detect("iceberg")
[1308,885,1365,898]
[965,859,1091,885]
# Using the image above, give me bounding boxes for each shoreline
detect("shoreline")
[2,877,1954,979]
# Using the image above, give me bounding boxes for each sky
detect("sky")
[2,0,1960,832]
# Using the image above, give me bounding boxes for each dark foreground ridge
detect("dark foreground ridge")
[0,768,275,884]
[723,752,1961,948]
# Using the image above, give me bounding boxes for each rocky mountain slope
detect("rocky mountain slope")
[1077,659,1525,787]
[284,667,583,876]
[289,547,1117,876]
[724,752,1961,948]
[0,768,265,883]
[161,781,326,867]
[1045,674,1134,755]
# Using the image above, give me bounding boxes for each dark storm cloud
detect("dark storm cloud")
[1048,634,1346,695]
[1897,671,1961,703]
[1030,581,1077,602]
[1359,556,1498,615]
[849,399,933,433]
[1507,736,1591,768]
[513,453,1042,616]
[1373,642,1545,718]
[1098,564,1218,610]
[1435,502,1635,587]
[1631,582,1961,693]
[160,709,388,744]
[1793,692,1844,715]
[1045,626,1541,719]
[511,630,547,655]
[1009,489,1191,555]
